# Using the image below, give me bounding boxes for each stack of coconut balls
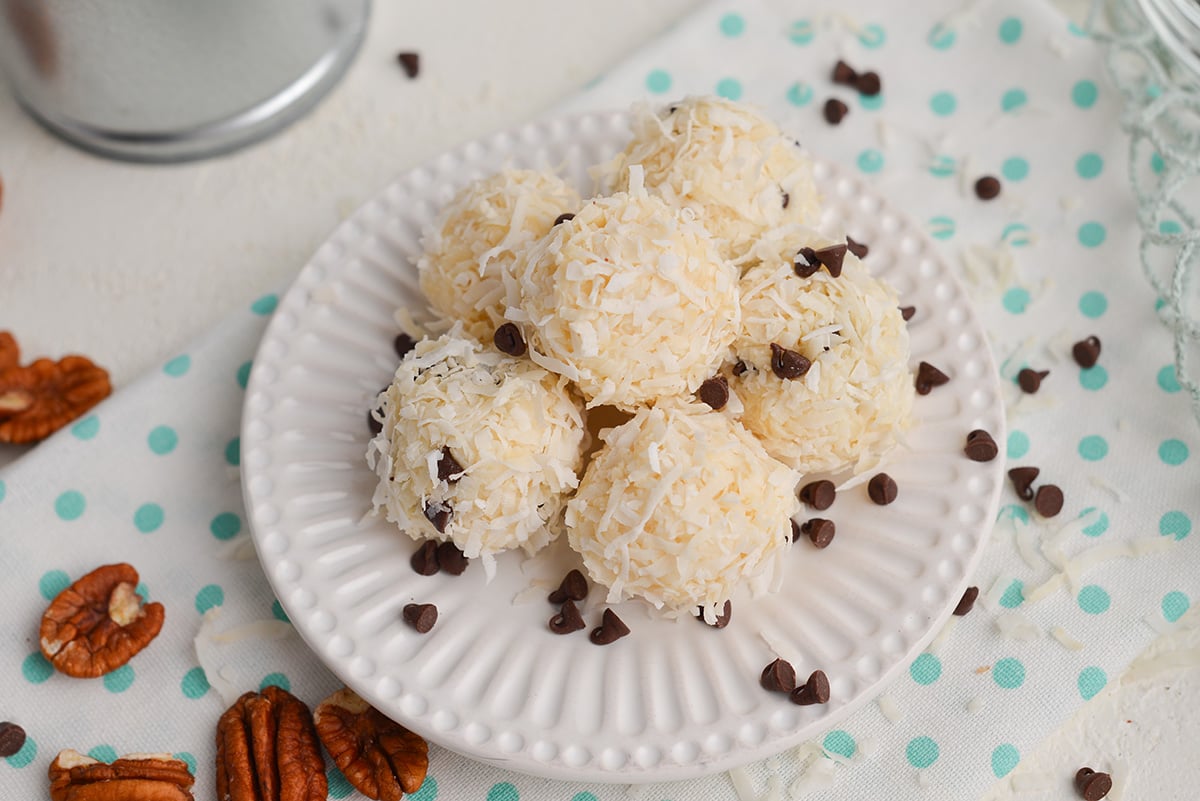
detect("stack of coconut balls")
[367,96,914,625]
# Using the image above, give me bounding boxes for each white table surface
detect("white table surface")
[1,1,1195,798]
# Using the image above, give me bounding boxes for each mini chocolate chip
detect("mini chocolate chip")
[790,518,802,542]
[813,243,847,277]
[1008,466,1039,501]
[802,518,836,548]
[410,541,440,576]
[367,409,383,435]
[697,375,729,410]
[899,305,916,322]
[974,175,1002,200]
[589,608,630,645]
[964,429,999,462]
[436,541,468,575]
[790,669,831,705]
[799,479,836,510]
[0,722,26,758]
[548,600,586,634]
[1079,771,1113,801]
[732,359,749,376]
[760,658,797,693]
[770,343,811,380]
[554,212,575,226]
[915,361,950,394]
[794,247,820,278]
[437,446,464,483]
[1072,336,1102,369]
[423,501,452,533]
[396,51,420,79]
[832,59,858,85]
[855,71,881,96]
[493,322,527,356]
[823,98,849,125]
[403,603,437,633]
[1074,768,1097,793]
[1017,367,1050,394]
[1035,484,1064,517]
[548,569,589,604]
[953,586,980,616]
[781,190,790,209]
[394,333,417,358]
[867,473,898,505]
[698,599,733,628]
[846,236,869,259]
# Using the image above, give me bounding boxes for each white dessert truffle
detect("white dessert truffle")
[730,231,914,475]
[603,95,821,264]
[367,328,586,572]
[565,400,797,619]
[418,169,580,342]
[506,188,740,409]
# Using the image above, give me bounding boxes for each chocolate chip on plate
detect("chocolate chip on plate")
[974,175,1002,200]
[437,446,464,483]
[823,98,849,125]
[855,71,882,96]
[1018,368,1049,394]
[794,247,821,278]
[422,501,452,533]
[696,375,729,410]
[436,541,468,575]
[846,236,869,259]
[396,51,420,79]
[813,243,847,277]
[394,333,417,359]
[698,600,733,628]
[801,518,836,549]
[493,322,527,357]
[403,603,437,633]
[964,429,999,462]
[548,600,586,635]
[410,540,440,576]
[1075,767,1113,800]
[770,343,811,380]
[790,669,831,705]
[953,586,980,616]
[899,305,916,322]
[915,361,950,395]
[367,409,383,435]
[548,569,588,604]
[589,608,630,645]
[790,518,802,542]
[1008,466,1039,501]
[1035,484,1064,518]
[832,60,858,85]
[867,473,898,505]
[0,722,26,758]
[760,658,797,693]
[1072,336,1102,369]
[554,212,575,226]
[799,479,836,510]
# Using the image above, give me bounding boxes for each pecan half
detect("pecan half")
[314,688,428,801]
[49,749,195,801]
[0,355,111,443]
[40,563,164,678]
[216,686,327,801]
[0,331,17,372]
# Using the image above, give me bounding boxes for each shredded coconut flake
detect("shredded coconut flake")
[878,693,902,722]
[1050,626,1085,651]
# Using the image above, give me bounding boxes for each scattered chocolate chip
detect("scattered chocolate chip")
[974,175,1002,200]
[0,722,26,758]
[1008,466,1039,501]
[394,333,417,358]
[493,322,527,357]
[403,603,437,633]
[855,71,881,96]
[436,541,468,575]
[1017,368,1050,394]
[964,429,999,462]
[760,658,797,693]
[832,60,858,85]
[367,408,383,435]
[953,586,980,616]
[801,518,836,549]
[799,479,837,510]
[589,608,630,645]
[823,98,849,125]
[1075,768,1096,790]
[410,541,440,576]
[794,247,820,278]
[915,361,950,395]
[1035,484,1064,517]
[697,375,729,410]
[548,569,589,604]
[790,518,802,542]
[698,599,733,628]
[1072,336,1102,369]
[899,305,916,322]
[554,212,575,226]
[396,51,420,79]
[548,600,586,634]
[422,501,451,533]
[1075,768,1112,801]
[846,236,869,259]
[781,190,790,209]
[732,359,749,376]
[770,343,811,380]
[790,669,831,705]
[437,446,464,482]
[867,473,898,505]
[813,243,847,277]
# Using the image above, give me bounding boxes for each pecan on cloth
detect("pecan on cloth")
[216,686,327,801]
[49,749,195,801]
[314,687,429,801]
[40,563,165,678]
[0,338,111,444]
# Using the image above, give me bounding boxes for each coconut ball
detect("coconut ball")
[418,169,580,342]
[367,328,586,572]
[565,400,797,620]
[506,188,739,409]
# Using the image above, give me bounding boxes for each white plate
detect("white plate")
[241,111,1005,783]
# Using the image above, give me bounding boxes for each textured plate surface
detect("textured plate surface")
[241,111,1005,783]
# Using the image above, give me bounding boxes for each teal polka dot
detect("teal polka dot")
[992,657,1026,689]
[906,736,939,769]
[225,436,241,466]
[1076,153,1104,179]
[1002,157,1029,181]
[103,665,134,693]
[786,82,813,107]
[39,569,71,600]
[1072,79,1099,109]
[0,479,5,503]
[999,580,1025,608]
[927,22,956,49]
[173,752,196,775]
[991,743,1019,778]
[716,78,742,100]
[1079,291,1108,317]
[1156,297,1167,311]
[237,361,252,390]
[5,734,36,768]
[646,69,671,94]
[88,744,118,763]
[1002,288,1031,314]
[930,91,957,116]
[272,599,290,623]
[1081,508,1109,537]
[1160,220,1183,234]
[1002,223,1032,247]
[1160,510,1191,540]
[181,666,210,699]
[788,20,814,45]
[1078,666,1107,699]
[570,794,596,801]
[210,512,241,541]
[999,17,1023,43]
[910,653,942,685]
[411,776,438,801]
[1079,435,1108,461]
[858,149,885,174]
[1157,365,1180,392]
[1080,365,1108,390]
[134,502,164,533]
[260,672,290,692]
[1151,152,1165,174]
[928,215,955,240]
[1001,88,1028,112]
[859,92,884,111]
[136,581,150,601]
[1159,439,1189,465]
[328,767,354,799]
[71,415,100,440]
[857,23,886,48]
[823,730,856,758]
[195,584,225,614]
[251,294,278,315]
[1078,584,1111,614]
[719,13,745,36]
[1078,222,1107,248]
[998,504,1030,525]
[487,782,519,801]
[148,425,178,455]
[163,354,191,377]
[929,155,956,178]
[1163,591,1190,622]
[22,652,53,684]
[55,490,86,521]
